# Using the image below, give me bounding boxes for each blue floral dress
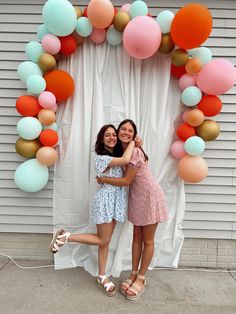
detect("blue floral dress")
[91,155,128,224]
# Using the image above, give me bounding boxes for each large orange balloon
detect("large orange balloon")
[178,155,208,183]
[171,4,212,49]
[44,70,74,102]
[88,0,114,29]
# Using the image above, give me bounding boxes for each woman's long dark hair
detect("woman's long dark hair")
[95,124,117,156]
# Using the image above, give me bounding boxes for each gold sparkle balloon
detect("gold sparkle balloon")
[196,120,220,141]
[159,33,175,54]
[74,6,83,18]
[15,138,42,158]
[113,11,131,32]
[38,53,57,72]
[171,48,189,66]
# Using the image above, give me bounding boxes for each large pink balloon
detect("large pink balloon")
[87,0,114,29]
[177,155,208,183]
[123,16,161,59]
[196,59,236,95]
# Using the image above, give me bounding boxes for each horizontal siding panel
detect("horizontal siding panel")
[0,215,52,225]
[202,149,236,159]
[0,197,52,207]
[186,202,236,213]
[185,185,236,194]
[0,206,52,216]
[206,158,236,168]
[184,211,236,221]
[0,169,54,180]
[183,230,236,239]
[0,179,53,189]
[186,176,233,186]
[0,188,52,198]
[183,220,234,230]
[0,224,52,233]
[205,141,236,149]
[186,193,236,203]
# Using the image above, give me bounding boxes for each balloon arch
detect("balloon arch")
[14,0,236,192]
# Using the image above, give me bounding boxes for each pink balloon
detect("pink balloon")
[87,0,114,29]
[170,140,186,159]
[177,155,208,183]
[38,91,56,109]
[90,28,106,44]
[178,73,196,90]
[182,109,191,122]
[51,103,58,112]
[123,16,161,59]
[41,34,61,55]
[196,59,236,95]
[121,3,131,12]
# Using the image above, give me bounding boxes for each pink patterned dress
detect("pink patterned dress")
[127,147,169,226]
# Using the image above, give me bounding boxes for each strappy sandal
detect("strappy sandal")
[97,275,116,297]
[126,274,146,301]
[119,270,139,295]
[49,228,71,254]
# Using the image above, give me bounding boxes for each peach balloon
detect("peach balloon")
[185,57,202,75]
[38,109,56,126]
[186,109,205,127]
[36,146,58,166]
[87,0,114,29]
[178,155,208,183]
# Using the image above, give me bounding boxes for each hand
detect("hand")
[96,176,103,184]
[134,136,143,147]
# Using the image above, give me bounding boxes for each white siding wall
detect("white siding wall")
[0,0,235,238]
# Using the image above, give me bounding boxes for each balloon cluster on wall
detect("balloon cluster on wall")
[14,0,236,192]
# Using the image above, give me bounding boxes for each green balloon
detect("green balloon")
[14,159,49,193]
[76,17,93,37]
[26,74,46,95]
[25,41,44,63]
[17,117,42,140]
[17,61,42,83]
[37,24,51,41]
[130,0,148,18]
[106,26,123,46]
[43,122,58,131]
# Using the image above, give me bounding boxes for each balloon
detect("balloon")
[184,136,205,156]
[59,35,77,55]
[171,64,186,78]
[106,26,123,46]
[170,140,186,159]
[38,91,56,109]
[185,57,202,75]
[25,41,44,63]
[182,109,191,123]
[15,138,42,158]
[44,70,74,102]
[42,0,77,36]
[39,129,58,146]
[156,10,175,34]
[90,28,106,44]
[196,59,236,95]
[76,17,93,37]
[38,109,56,126]
[16,95,41,117]
[14,159,49,192]
[74,6,83,18]
[178,73,196,90]
[158,33,175,54]
[181,86,202,107]
[43,122,58,131]
[188,47,212,65]
[26,74,46,95]
[197,95,222,117]
[171,49,189,66]
[113,11,131,32]
[171,3,212,49]
[17,117,42,140]
[87,0,114,29]
[37,24,51,41]
[196,120,220,141]
[41,34,61,55]
[176,123,196,141]
[177,155,208,183]
[186,109,205,127]
[36,146,58,166]
[121,3,131,12]
[129,0,148,18]
[38,53,57,72]
[17,61,42,83]
[123,16,161,59]
[51,103,58,112]
[83,6,88,17]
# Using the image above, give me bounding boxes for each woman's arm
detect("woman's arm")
[97,167,137,186]
[108,141,135,167]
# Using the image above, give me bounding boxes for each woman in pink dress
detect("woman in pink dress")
[97,119,168,301]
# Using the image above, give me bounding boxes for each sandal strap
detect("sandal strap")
[128,282,143,295]
[131,270,139,275]
[98,274,107,285]
[57,232,71,243]
[104,281,115,292]
[137,274,145,280]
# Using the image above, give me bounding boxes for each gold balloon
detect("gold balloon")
[74,6,83,18]
[15,138,42,158]
[113,11,131,32]
[196,120,220,141]
[171,48,189,66]
[159,33,175,54]
[38,53,57,72]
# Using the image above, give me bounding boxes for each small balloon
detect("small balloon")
[178,73,196,90]
[15,138,42,158]
[186,109,205,127]
[197,95,222,117]
[113,11,131,32]
[17,117,42,140]
[37,24,51,41]
[36,146,58,166]
[158,33,175,54]
[38,91,56,109]
[184,136,205,156]
[26,74,46,95]
[38,53,57,72]
[106,26,123,46]
[172,49,189,67]
[39,129,58,147]
[87,0,114,29]
[16,95,41,117]
[76,17,93,37]
[38,109,56,126]
[181,86,202,107]
[90,28,106,44]
[196,120,220,141]
[176,123,196,141]
[59,35,77,56]
[188,47,212,65]
[156,10,174,34]
[17,61,42,84]
[25,41,44,63]
[41,34,61,55]
[185,57,202,75]
[170,140,186,159]
[130,0,148,18]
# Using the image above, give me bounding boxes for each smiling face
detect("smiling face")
[103,127,117,151]
[118,122,135,145]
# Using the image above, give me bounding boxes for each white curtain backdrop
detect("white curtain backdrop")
[53,40,185,277]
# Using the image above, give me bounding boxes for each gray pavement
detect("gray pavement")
[0,258,236,314]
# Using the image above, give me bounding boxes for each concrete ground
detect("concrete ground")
[0,258,236,314]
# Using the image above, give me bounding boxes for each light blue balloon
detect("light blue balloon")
[17,117,42,140]
[43,122,58,131]
[130,0,148,18]
[181,86,202,107]
[188,47,212,65]
[106,26,123,46]
[17,61,42,83]
[26,74,46,95]
[76,17,93,37]
[42,0,77,36]
[156,10,174,34]
[184,136,205,156]
[14,159,49,193]
[25,41,44,63]
[37,24,51,41]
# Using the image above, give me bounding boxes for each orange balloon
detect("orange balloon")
[39,129,58,147]
[185,57,202,75]
[197,95,222,117]
[186,109,204,127]
[44,70,74,102]
[38,109,56,126]
[36,146,58,166]
[176,123,196,141]
[88,0,114,29]
[171,3,212,49]
[178,155,208,183]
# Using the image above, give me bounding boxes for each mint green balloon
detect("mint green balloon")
[184,136,205,156]
[43,122,58,131]
[14,159,49,192]
[42,0,77,36]
[106,26,123,46]
[17,117,42,140]
[25,41,44,63]
[17,61,42,83]
[130,0,148,18]
[156,10,174,34]
[26,75,46,95]
[181,86,202,107]
[188,47,212,65]
[37,24,51,41]
[76,17,93,37]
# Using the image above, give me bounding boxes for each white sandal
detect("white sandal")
[97,275,116,297]
[49,228,71,254]
[119,270,139,295]
[126,274,146,301]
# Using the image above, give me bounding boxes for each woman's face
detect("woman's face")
[118,122,135,144]
[103,127,117,149]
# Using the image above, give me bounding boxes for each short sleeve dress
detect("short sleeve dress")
[128,147,169,226]
[91,155,128,224]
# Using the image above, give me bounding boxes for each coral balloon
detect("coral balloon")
[171,3,212,49]
[87,0,114,29]
[177,155,208,183]
[38,109,56,126]
[59,35,77,56]
[178,73,196,90]
[15,138,42,158]
[16,95,41,117]
[185,57,202,75]
[44,70,74,102]
[196,120,220,141]
[171,64,186,78]
[38,53,57,72]
[36,146,58,166]
[197,95,222,117]
[113,11,131,32]
[171,49,189,66]
[158,33,175,54]
[170,140,186,159]
[186,109,205,127]
[176,123,196,141]
[39,129,58,147]
[90,28,106,44]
